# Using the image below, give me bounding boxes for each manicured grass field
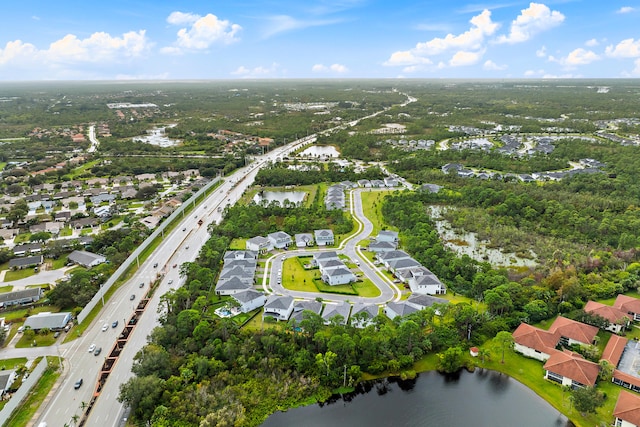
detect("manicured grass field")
[0,357,27,370]
[16,332,57,348]
[360,190,394,236]
[4,268,37,282]
[0,285,12,293]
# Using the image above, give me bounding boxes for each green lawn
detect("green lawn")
[2,305,60,322]
[351,278,381,297]
[51,255,69,270]
[282,257,320,292]
[0,285,12,293]
[4,268,37,282]
[229,238,246,250]
[65,159,100,179]
[59,227,73,237]
[13,233,31,243]
[360,190,394,236]
[0,357,27,371]
[16,332,57,348]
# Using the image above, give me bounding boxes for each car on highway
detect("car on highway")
[74,378,83,389]
[153,263,158,268]
[111,320,118,328]
[182,227,186,231]
[94,347,102,356]
[88,344,96,353]
[139,282,144,288]
[130,294,135,301]
[173,264,177,268]
[185,245,189,250]
[168,279,173,285]
[101,323,108,331]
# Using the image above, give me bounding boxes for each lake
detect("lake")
[261,370,573,427]
[253,191,306,207]
[299,145,340,158]
[132,124,180,147]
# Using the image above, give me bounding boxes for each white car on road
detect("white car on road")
[101,323,108,331]
[88,344,96,353]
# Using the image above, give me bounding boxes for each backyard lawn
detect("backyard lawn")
[0,357,27,370]
[4,268,37,282]
[16,332,57,348]
[360,190,394,236]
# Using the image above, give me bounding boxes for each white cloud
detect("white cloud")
[483,59,507,70]
[633,58,640,75]
[536,46,547,57]
[163,12,241,54]
[449,50,484,67]
[385,9,497,67]
[549,48,600,68]
[262,15,342,38]
[524,69,545,76]
[617,6,635,14]
[605,38,640,58]
[312,63,348,73]
[496,3,565,44]
[585,38,599,47]
[231,63,282,78]
[0,31,151,67]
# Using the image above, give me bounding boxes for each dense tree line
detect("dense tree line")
[253,162,385,187]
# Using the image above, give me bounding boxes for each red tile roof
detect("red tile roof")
[549,316,599,345]
[512,323,559,354]
[584,300,632,324]
[543,350,599,387]
[614,295,640,314]
[602,335,629,366]
[614,390,640,426]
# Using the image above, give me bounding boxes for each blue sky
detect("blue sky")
[1,1,639,80]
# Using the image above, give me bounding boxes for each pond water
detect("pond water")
[253,191,306,207]
[428,205,537,268]
[299,145,340,158]
[133,124,180,147]
[261,370,573,427]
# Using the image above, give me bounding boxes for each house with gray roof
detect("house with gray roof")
[350,304,379,328]
[219,266,254,285]
[0,371,17,399]
[267,231,293,249]
[13,243,43,257]
[409,272,446,295]
[245,236,273,253]
[9,255,43,270]
[68,250,106,268]
[388,257,421,273]
[385,301,419,320]
[263,295,294,321]
[23,311,72,330]
[419,183,443,193]
[376,230,399,244]
[314,229,334,246]
[407,294,448,311]
[232,289,267,313]
[294,233,314,247]
[322,266,356,286]
[224,250,258,261]
[312,251,339,266]
[215,277,252,295]
[322,301,351,325]
[318,259,345,272]
[290,300,323,323]
[376,250,411,264]
[368,240,397,253]
[0,287,43,308]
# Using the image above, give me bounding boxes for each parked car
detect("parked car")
[94,347,102,356]
[88,344,96,353]
[74,378,83,389]
[111,320,118,328]
[53,331,60,338]
[101,323,108,331]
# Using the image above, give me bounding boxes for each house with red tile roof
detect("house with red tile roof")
[548,316,599,347]
[584,300,632,333]
[603,335,628,366]
[614,295,640,321]
[613,390,640,427]
[543,350,600,388]
[512,323,559,361]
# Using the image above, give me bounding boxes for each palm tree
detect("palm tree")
[477,347,490,364]
[70,414,80,425]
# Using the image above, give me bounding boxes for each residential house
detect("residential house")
[387,257,421,274]
[384,301,419,320]
[245,236,273,253]
[232,289,267,313]
[406,294,448,311]
[376,230,399,245]
[0,371,17,399]
[408,271,446,295]
[312,251,339,267]
[263,295,294,321]
[350,303,379,328]
[294,233,314,248]
[68,250,106,268]
[218,265,254,286]
[267,231,293,249]
[357,179,371,188]
[13,243,43,256]
[613,391,640,427]
[368,241,396,253]
[322,266,356,286]
[614,295,640,321]
[584,300,632,333]
[384,177,399,187]
[54,211,71,222]
[23,311,72,330]
[90,193,116,205]
[318,259,345,272]
[543,350,599,388]
[9,255,43,270]
[0,228,18,240]
[70,217,98,230]
[314,229,334,246]
[322,301,351,325]
[604,336,640,393]
[549,316,599,347]
[370,179,385,188]
[512,323,560,362]
[0,288,43,308]
[419,183,443,193]
[290,300,323,324]
[215,277,251,295]
[223,250,258,261]
[376,250,411,268]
